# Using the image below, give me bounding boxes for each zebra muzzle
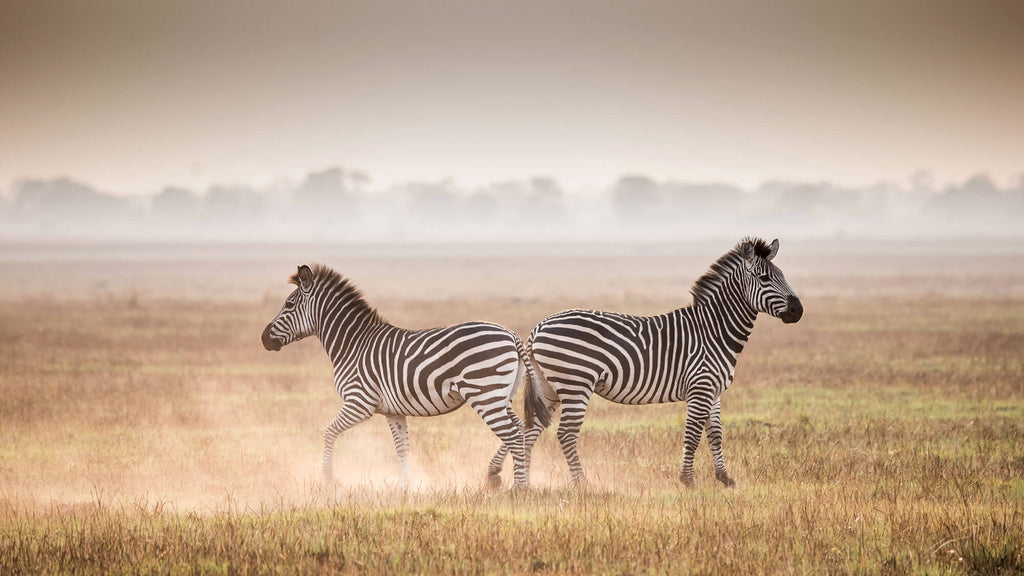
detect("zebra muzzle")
[780,295,803,324]
[261,326,283,351]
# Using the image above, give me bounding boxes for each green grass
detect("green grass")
[1,295,1023,574]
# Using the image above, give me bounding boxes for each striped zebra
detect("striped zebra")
[492,237,803,488]
[261,264,529,488]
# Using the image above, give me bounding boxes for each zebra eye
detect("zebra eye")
[759,273,771,282]
[284,300,296,310]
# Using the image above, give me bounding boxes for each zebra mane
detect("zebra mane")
[290,264,386,324]
[690,237,771,305]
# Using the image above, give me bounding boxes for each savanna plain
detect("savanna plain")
[1,241,1022,575]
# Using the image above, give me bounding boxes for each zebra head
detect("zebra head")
[740,238,803,324]
[261,264,318,351]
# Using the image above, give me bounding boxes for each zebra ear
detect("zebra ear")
[740,241,756,263]
[766,239,780,261]
[296,265,314,290]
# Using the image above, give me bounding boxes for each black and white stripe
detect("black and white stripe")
[261,264,528,488]
[499,237,803,487]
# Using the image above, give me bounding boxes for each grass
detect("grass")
[1,290,1023,574]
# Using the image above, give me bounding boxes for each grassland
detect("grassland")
[1,248,1023,574]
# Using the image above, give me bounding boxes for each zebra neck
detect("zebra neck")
[315,295,387,362]
[697,286,758,357]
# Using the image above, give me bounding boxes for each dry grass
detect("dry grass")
[1,269,1023,574]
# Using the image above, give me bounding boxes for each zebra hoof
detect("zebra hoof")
[487,473,502,489]
[679,474,695,489]
[716,471,736,488]
[570,475,589,489]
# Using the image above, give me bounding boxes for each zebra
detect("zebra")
[489,237,802,488]
[260,264,529,488]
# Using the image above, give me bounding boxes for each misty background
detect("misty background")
[2,169,1022,242]
[2,1,1023,243]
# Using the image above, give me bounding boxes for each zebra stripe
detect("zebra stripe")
[498,237,803,488]
[261,264,528,488]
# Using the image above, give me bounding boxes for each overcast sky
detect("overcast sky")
[2,0,1022,195]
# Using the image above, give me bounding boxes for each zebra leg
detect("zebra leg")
[386,414,410,488]
[321,402,374,486]
[486,407,524,487]
[556,386,594,486]
[523,419,546,471]
[522,399,554,482]
[463,393,528,489]
[679,397,712,488]
[706,398,735,488]
[487,443,509,488]
[488,408,549,488]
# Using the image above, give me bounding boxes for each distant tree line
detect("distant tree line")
[1,167,1021,241]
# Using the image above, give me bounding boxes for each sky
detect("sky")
[2,0,1023,195]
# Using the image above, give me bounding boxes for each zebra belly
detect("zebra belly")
[375,377,467,417]
[377,396,466,417]
[596,372,727,406]
[595,375,686,405]
[594,355,731,405]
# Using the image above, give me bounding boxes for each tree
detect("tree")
[12,177,134,234]
[152,187,199,223]
[293,167,362,211]
[611,175,662,222]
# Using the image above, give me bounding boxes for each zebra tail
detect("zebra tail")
[517,331,554,429]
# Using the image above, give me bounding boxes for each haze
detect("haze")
[3,0,1023,197]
